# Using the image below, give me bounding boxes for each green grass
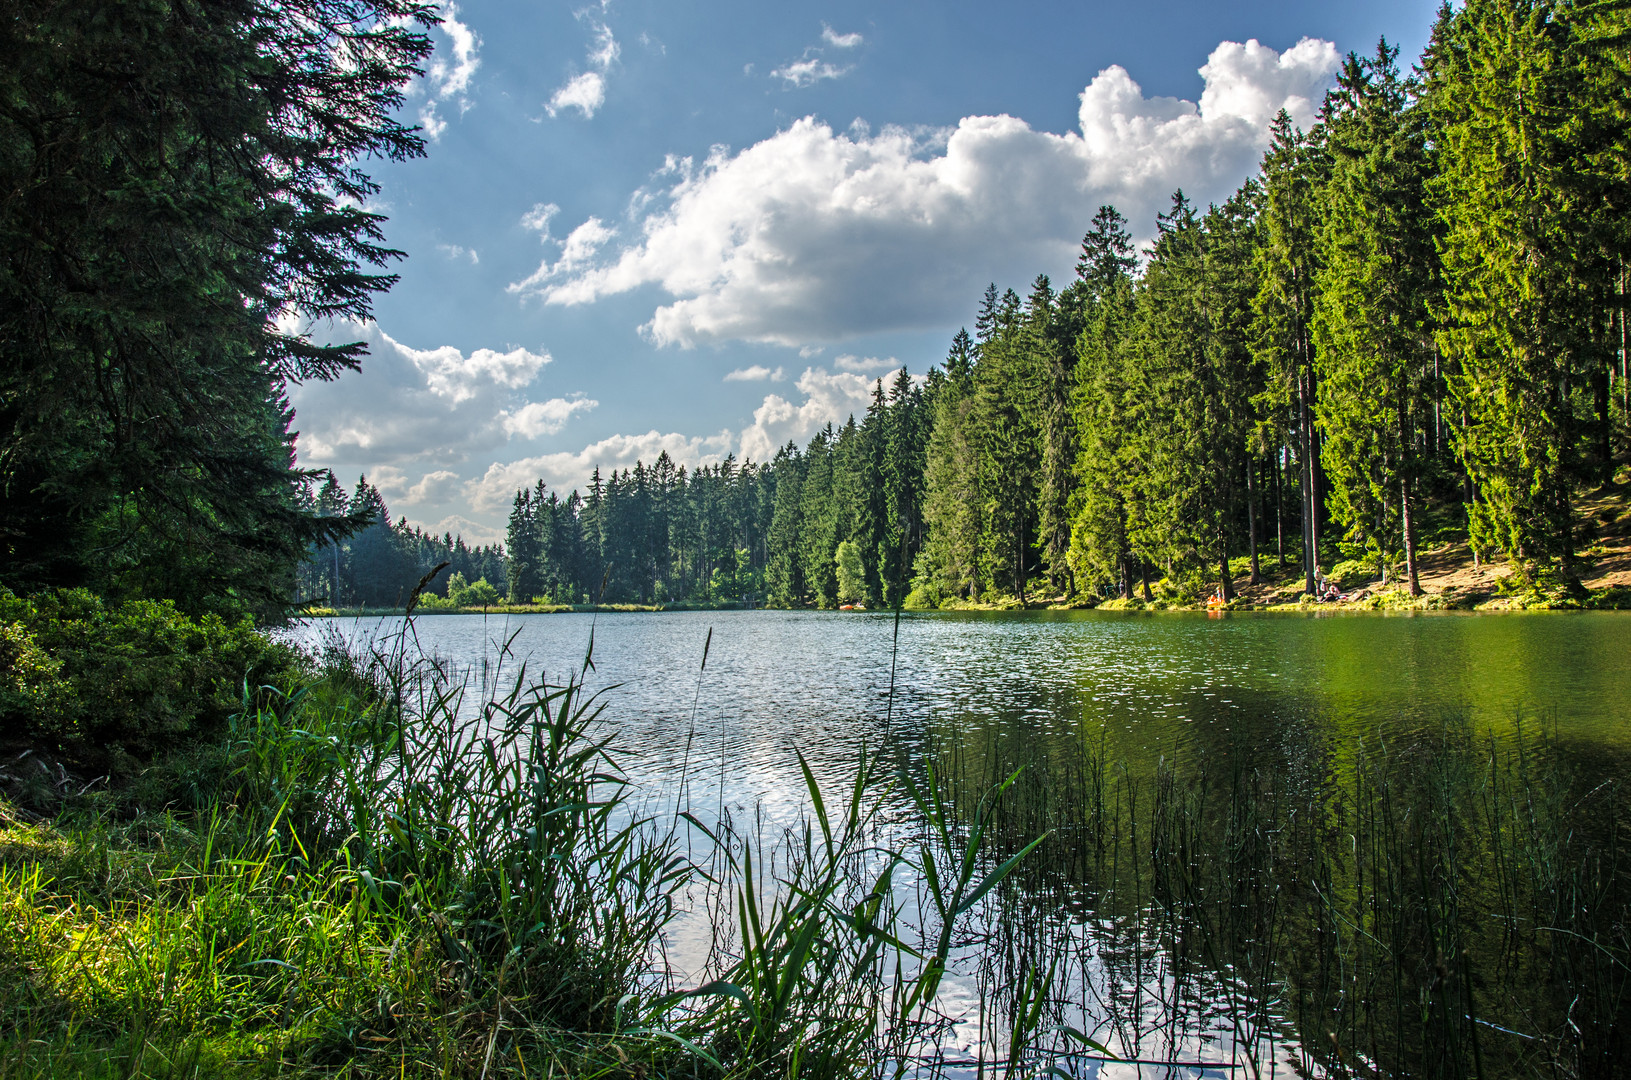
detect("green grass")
[0,632,1044,1079]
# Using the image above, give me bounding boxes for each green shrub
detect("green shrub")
[0,588,302,770]
[1328,558,1382,589]
[1587,585,1631,610]
[446,573,500,608]
[903,583,940,610]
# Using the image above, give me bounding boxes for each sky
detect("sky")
[288,0,1442,547]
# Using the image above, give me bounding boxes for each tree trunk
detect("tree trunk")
[1275,447,1286,570]
[1246,459,1261,585]
[1594,361,1612,484]
[1220,540,1235,601]
[1300,372,1317,596]
[1140,560,1153,602]
[1015,527,1026,608]
[1402,476,1421,596]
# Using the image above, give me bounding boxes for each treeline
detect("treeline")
[479,372,928,607]
[921,13,1629,603]
[293,475,505,609]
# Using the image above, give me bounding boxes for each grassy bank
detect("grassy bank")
[0,635,1043,1079]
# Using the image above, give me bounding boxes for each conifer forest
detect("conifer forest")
[314,20,1631,611]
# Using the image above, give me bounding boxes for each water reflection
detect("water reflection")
[291,610,1631,1076]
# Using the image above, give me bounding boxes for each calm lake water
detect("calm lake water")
[293,610,1631,1078]
[295,608,1631,812]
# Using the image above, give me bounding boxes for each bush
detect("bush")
[0,587,302,770]
[903,582,941,610]
[1328,558,1382,589]
[446,573,500,608]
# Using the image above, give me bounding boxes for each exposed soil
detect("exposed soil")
[1233,477,1631,609]
[1032,475,1631,612]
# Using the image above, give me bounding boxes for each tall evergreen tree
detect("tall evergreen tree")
[1068,207,1144,598]
[973,288,1040,601]
[1252,112,1328,595]
[0,0,434,621]
[1426,0,1626,578]
[920,331,984,601]
[1314,42,1441,594]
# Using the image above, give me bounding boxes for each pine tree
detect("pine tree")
[1252,112,1328,595]
[973,288,1040,601]
[883,366,926,606]
[0,0,433,621]
[1314,42,1440,594]
[766,443,807,606]
[506,490,541,602]
[346,477,413,608]
[1426,0,1624,578]
[920,331,984,601]
[1068,207,1143,598]
[799,428,839,607]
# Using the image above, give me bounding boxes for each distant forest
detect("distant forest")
[317,12,1631,610]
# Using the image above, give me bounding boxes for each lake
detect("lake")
[293,609,1631,1078]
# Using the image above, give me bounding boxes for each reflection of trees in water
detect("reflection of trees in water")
[932,713,1631,1078]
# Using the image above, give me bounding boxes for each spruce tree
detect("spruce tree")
[1314,43,1440,594]
[1426,0,1624,578]
[1252,112,1327,595]
[0,0,433,620]
[920,331,984,601]
[1068,207,1142,598]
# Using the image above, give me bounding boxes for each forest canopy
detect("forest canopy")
[4,0,1627,617]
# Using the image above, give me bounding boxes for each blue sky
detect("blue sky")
[288,0,1440,545]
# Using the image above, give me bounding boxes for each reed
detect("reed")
[0,623,1046,1079]
[925,714,1631,1078]
[3,612,1625,1079]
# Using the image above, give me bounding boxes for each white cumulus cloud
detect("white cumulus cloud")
[513,37,1339,347]
[772,57,851,88]
[500,396,600,439]
[426,514,506,547]
[418,4,482,140]
[406,470,465,505]
[437,243,479,264]
[384,332,551,404]
[547,14,619,119]
[467,430,734,511]
[834,354,901,374]
[511,217,615,293]
[290,324,563,502]
[737,366,877,462]
[587,20,620,70]
[547,72,606,118]
[821,24,864,48]
[723,365,785,383]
